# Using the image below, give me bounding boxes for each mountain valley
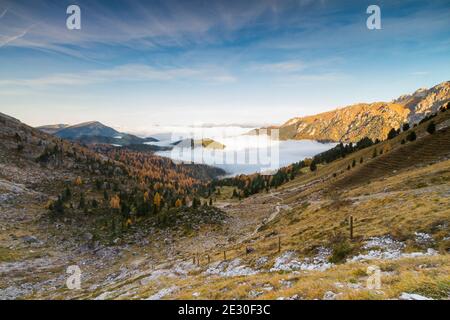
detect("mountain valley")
[1,92,449,300]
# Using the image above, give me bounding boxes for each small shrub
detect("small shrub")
[402,123,410,132]
[426,122,436,134]
[372,148,378,158]
[49,196,65,214]
[406,131,417,142]
[329,241,354,263]
[328,232,355,264]
[352,268,368,277]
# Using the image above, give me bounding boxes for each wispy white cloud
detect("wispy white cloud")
[0,0,290,55]
[0,0,343,59]
[244,57,347,85]
[0,26,31,48]
[285,72,347,82]
[0,8,8,19]
[410,71,430,76]
[249,60,306,73]
[0,64,236,87]
[248,57,344,75]
[251,7,450,54]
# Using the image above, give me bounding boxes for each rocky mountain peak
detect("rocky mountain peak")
[262,80,449,143]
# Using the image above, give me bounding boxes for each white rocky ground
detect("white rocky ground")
[349,236,438,262]
[130,233,441,300]
[270,248,333,272]
[205,259,258,277]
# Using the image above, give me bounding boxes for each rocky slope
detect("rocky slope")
[394,81,450,123]
[255,81,449,143]
[0,112,225,300]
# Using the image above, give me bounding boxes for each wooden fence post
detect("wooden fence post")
[349,216,354,240]
[223,250,227,261]
[278,236,281,253]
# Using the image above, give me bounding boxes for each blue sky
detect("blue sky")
[0,0,449,131]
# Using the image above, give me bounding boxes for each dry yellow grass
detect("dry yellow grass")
[114,255,449,300]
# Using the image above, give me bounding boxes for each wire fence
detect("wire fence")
[182,214,357,268]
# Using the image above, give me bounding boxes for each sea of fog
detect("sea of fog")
[142,126,336,177]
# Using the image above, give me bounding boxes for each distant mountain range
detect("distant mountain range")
[251,81,449,143]
[37,121,158,146]
[36,121,228,152]
[38,81,449,146]
[37,124,70,135]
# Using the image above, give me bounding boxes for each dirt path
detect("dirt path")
[263,191,291,224]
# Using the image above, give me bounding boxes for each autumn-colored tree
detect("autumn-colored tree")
[125,218,133,228]
[110,195,121,211]
[74,176,83,186]
[153,192,161,211]
[175,198,182,208]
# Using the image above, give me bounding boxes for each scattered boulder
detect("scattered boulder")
[248,290,263,298]
[21,235,39,244]
[255,256,268,268]
[204,259,258,277]
[281,294,302,300]
[323,291,342,300]
[83,232,93,242]
[270,249,332,272]
[399,293,433,300]
[146,286,178,300]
